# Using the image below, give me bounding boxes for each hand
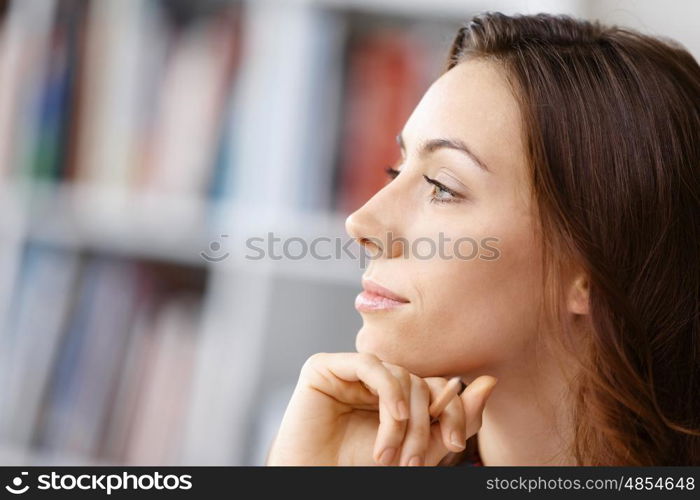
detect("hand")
[265,352,498,465]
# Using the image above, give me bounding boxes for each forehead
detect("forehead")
[402,58,526,179]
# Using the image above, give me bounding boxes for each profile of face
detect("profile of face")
[345,58,547,380]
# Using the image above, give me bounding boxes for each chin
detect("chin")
[355,326,429,375]
[355,326,399,360]
[355,326,482,379]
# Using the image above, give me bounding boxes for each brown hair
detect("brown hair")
[443,12,700,465]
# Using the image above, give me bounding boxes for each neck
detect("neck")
[463,347,579,466]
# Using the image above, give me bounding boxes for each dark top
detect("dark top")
[457,454,483,466]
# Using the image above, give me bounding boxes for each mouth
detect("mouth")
[355,277,410,312]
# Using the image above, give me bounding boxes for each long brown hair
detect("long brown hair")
[443,12,700,465]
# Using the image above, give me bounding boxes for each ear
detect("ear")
[566,273,590,315]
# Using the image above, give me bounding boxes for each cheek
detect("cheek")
[414,223,544,374]
[358,220,544,377]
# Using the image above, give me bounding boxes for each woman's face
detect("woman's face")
[345,58,545,379]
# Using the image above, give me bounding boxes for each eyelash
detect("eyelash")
[384,166,464,205]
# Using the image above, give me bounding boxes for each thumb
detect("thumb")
[460,375,498,437]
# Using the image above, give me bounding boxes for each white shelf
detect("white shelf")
[0,179,211,265]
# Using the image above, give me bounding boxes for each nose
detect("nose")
[345,195,406,260]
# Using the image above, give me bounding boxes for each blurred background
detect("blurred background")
[0,0,697,466]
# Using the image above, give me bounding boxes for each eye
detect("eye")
[422,174,464,205]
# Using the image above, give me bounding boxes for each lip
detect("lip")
[362,278,410,302]
[355,277,410,312]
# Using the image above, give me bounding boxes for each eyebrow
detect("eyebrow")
[396,132,490,173]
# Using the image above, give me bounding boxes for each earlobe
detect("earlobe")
[567,275,590,315]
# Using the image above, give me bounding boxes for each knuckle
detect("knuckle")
[403,434,430,455]
[385,363,410,385]
[379,411,404,429]
[408,423,431,440]
[301,352,327,372]
[411,375,430,397]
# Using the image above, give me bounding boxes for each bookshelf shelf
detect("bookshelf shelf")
[0,180,211,265]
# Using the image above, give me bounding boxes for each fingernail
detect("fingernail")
[379,447,396,465]
[396,400,409,420]
[407,455,423,466]
[480,379,498,401]
[450,431,465,449]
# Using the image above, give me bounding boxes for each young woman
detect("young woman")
[266,12,700,466]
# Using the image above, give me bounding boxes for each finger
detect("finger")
[381,362,412,418]
[308,353,410,466]
[428,376,462,420]
[436,395,467,453]
[373,362,412,465]
[460,375,498,437]
[397,374,431,466]
[424,375,465,452]
[371,398,406,466]
[304,352,409,421]
[423,377,452,464]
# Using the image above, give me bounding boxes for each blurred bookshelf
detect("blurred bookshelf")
[0,0,621,466]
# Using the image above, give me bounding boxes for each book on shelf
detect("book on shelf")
[74,0,243,196]
[0,243,80,449]
[132,6,242,197]
[0,0,59,180]
[0,243,206,464]
[36,255,142,458]
[219,1,339,212]
[71,0,162,188]
[0,0,245,201]
[121,295,200,465]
